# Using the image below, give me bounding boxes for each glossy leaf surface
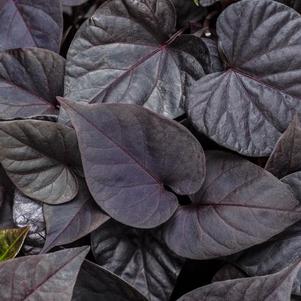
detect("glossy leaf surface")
[0,120,81,204]
[0,48,64,119]
[187,0,301,156]
[163,151,301,259]
[64,0,208,119]
[61,99,205,228]
[91,219,184,301]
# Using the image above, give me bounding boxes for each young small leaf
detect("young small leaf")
[0,227,29,261]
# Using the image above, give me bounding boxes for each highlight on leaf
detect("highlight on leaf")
[0,226,29,261]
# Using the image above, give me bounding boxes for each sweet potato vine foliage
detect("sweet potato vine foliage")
[1,0,301,300]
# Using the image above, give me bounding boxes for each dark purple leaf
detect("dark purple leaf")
[13,190,45,255]
[72,260,148,301]
[60,99,205,228]
[91,219,184,301]
[0,246,89,300]
[0,120,81,204]
[265,115,301,178]
[226,220,301,296]
[0,48,64,119]
[63,0,208,120]
[212,264,246,283]
[0,0,63,52]
[42,181,110,253]
[163,151,301,260]
[187,0,301,156]
[177,261,301,301]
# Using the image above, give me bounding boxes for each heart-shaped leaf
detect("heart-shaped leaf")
[265,115,301,178]
[60,99,205,228]
[72,260,148,301]
[0,246,89,301]
[0,48,64,119]
[0,120,81,204]
[187,0,301,156]
[0,0,63,52]
[64,0,208,120]
[163,151,301,259]
[42,181,110,253]
[177,261,301,301]
[0,227,29,261]
[91,219,184,301]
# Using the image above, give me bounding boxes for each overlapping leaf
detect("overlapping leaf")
[64,0,209,120]
[60,99,205,228]
[177,261,301,301]
[72,260,148,301]
[163,151,301,259]
[91,219,184,301]
[0,120,81,204]
[226,220,301,295]
[0,0,63,52]
[0,246,89,301]
[0,227,29,261]
[282,172,301,201]
[0,48,64,119]
[42,181,110,253]
[265,115,301,178]
[187,0,301,156]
